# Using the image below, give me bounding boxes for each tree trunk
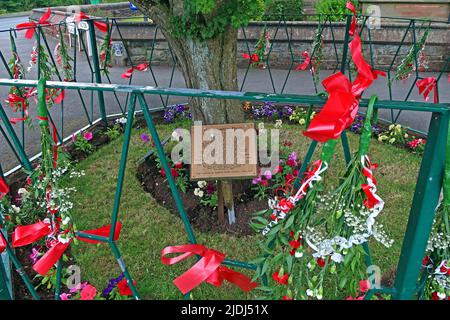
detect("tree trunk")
[133,1,245,224]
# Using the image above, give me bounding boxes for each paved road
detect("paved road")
[0,16,449,173]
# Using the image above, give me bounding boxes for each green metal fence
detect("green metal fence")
[0,12,449,300]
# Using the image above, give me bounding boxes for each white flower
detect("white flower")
[58,234,71,244]
[299,118,306,125]
[274,119,282,128]
[316,294,323,300]
[62,216,71,225]
[197,181,207,188]
[294,251,303,258]
[437,292,446,300]
[331,252,343,263]
[115,117,127,124]
[18,188,29,196]
[306,289,314,297]
[11,205,20,213]
[194,188,204,197]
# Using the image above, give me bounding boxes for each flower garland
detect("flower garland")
[99,22,113,76]
[242,27,271,69]
[394,22,430,82]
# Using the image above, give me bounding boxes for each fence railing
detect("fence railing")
[0,77,449,300]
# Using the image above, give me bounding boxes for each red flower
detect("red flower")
[431,292,439,300]
[160,168,179,179]
[289,239,301,250]
[260,180,269,187]
[439,264,449,274]
[359,280,371,293]
[282,140,292,147]
[274,165,283,174]
[422,256,431,266]
[316,258,326,268]
[286,159,296,167]
[282,296,293,300]
[174,162,183,169]
[293,169,299,177]
[285,174,294,184]
[117,278,136,296]
[272,271,289,285]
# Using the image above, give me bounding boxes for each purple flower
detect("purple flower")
[206,183,215,195]
[264,170,272,180]
[102,273,125,297]
[140,133,150,143]
[252,176,262,185]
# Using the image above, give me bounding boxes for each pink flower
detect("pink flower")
[71,133,76,142]
[260,180,269,187]
[29,248,41,264]
[83,132,93,141]
[80,284,97,300]
[252,176,261,185]
[264,170,272,180]
[359,279,371,293]
[70,282,88,293]
[60,293,71,300]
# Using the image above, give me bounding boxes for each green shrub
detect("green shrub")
[263,0,303,21]
[314,0,358,21]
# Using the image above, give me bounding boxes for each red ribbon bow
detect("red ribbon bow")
[11,221,122,275]
[416,77,438,104]
[242,53,259,64]
[73,12,108,33]
[16,8,52,39]
[161,244,258,295]
[0,178,9,200]
[303,34,385,142]
[295,51,311,71]
[360,156,381,209]
[121,63,149,79]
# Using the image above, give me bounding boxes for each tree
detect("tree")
[131,0,266,224]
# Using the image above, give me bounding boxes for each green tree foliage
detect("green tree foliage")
[315,0,358,21]
[263,0,303,21]
[169,0,266,40]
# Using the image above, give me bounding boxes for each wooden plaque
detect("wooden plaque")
[190,123,258,180]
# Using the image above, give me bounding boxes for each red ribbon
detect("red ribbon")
[416,77,438,104]
[303,34,385,142]
[303,72,358,142]
[0,178,9,200]
[361,156,381,209]
[161,244,258,295]
[12,221,121,275]
[346,2,357,36]
[349,35,386,97]
[16,8,52,39]
[74,12,108,33]
[12,220,52,248]
[0,232,6,253]
[295,51,311,71]
[242,53,259,64]
[121,63,149,79]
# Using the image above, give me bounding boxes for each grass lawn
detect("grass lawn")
[65,121,421,299]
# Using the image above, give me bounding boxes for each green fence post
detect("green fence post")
[393,111,449,299]
[87,20,108,126]
[138,94,198,245]
[0,255,12,300]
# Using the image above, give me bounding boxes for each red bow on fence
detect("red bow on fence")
[121,63,149,79]
[161,244,258,295]
[295,51,311,71]
[242,53,259,64]
[11,221,122,275]
[303,34,385,142]
[416,77,438,104]
[73,12,108,33]
[360,156,383,209]
[16,8,52,39]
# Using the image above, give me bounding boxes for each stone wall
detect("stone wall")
[31,7,449,72]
